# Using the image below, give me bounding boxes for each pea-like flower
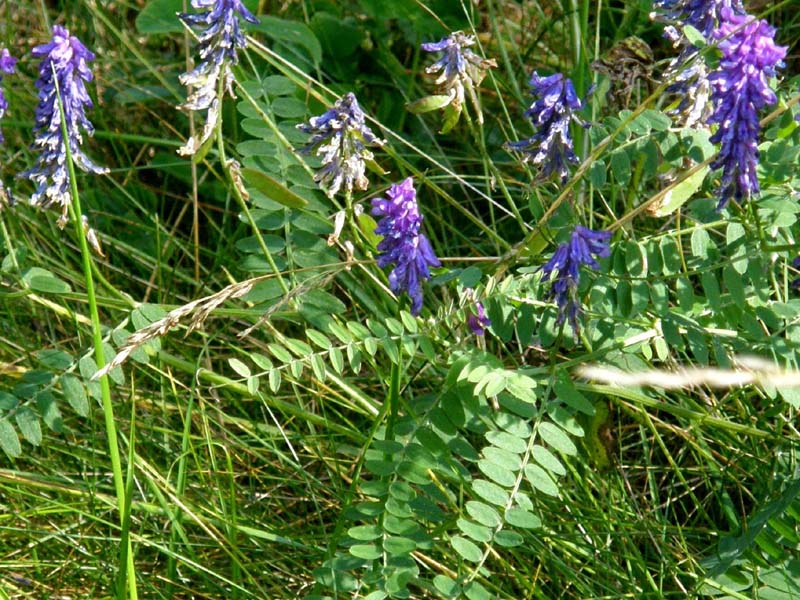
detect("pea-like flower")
[709,8,786,209]
[371,178,440,315]
[468,301,491,336]
[0,48,16,144]
[419,31,497,128]
[20,26,108,228]
[540,225,611,333]
[0,48,16,205]
[505,72,588,183]
[298,93,384,198]
[178,0,259,156]
[791,256,800,289]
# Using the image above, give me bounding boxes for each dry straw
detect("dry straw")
[93,270,340,380]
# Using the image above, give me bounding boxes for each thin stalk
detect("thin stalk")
[386,361,401,442]
[214,123,290,295]
[182,0,201,283]
[167,394,194,596]
[53,68,137,600]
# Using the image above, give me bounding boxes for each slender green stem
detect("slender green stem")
[53,66,137,600]
[386,361,401,442]
[214,122,290,295]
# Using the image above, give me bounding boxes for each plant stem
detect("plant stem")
[214,122,290,295]
[54,67,137,600]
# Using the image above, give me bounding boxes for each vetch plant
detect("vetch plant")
[371,177,440,315]
[505,72,589,183]
[539,225,612,333]
[708,7,786,209]
[7,4,800,600]
[297,92,384,199]
[20,25,108,228]
[178,0,259,156]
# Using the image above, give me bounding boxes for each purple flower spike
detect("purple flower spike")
[506,72,589,183]
[371,178,440,315]
[709,8,786,209]
[20,26,108,228]
[0,48,16,206]
[178,0,259,156]
[468,301,491,336]
[298,93,384,198]
[540,225,611,333]
[0,48,17,144]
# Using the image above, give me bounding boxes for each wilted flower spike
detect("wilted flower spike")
[420,32,496,126]
[506,72,588,183]
[298,93,384,198]
[652,1,746,128]
[178,0,259,156]
[20,26,108,228]
[371,178,440,315]
[709,8,786,209]
[540,225,611,333]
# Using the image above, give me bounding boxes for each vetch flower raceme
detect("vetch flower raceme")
[420,32,496,128]
[539,225,611,333]
[708,8,786,209]
[0,48,16,144]
[298,93,384,199]
[506,72,588,183]
[20,26,108,228]
[178,0,259,156]
[652,0,745,127]
[652,0,744,39]
[0,48,16,205]
[371,178,440,315]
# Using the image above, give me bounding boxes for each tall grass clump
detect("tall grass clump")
[1,0,800,599]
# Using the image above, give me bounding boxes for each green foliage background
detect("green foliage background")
[0,0,800,598]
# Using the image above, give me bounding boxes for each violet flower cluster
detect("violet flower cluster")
[708,8,786,209]
[298,93,384,199]
[178,0,259,156]
[539,225,611,333]
[371,178,440,315]
[420,32,496,126]
[0,48,16,205]
[506,72,588,183]
[652,0,744,39]
[20,25,108,228]
[652,0,745,127]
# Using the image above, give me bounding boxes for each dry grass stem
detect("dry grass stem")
[578,356,800,389]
